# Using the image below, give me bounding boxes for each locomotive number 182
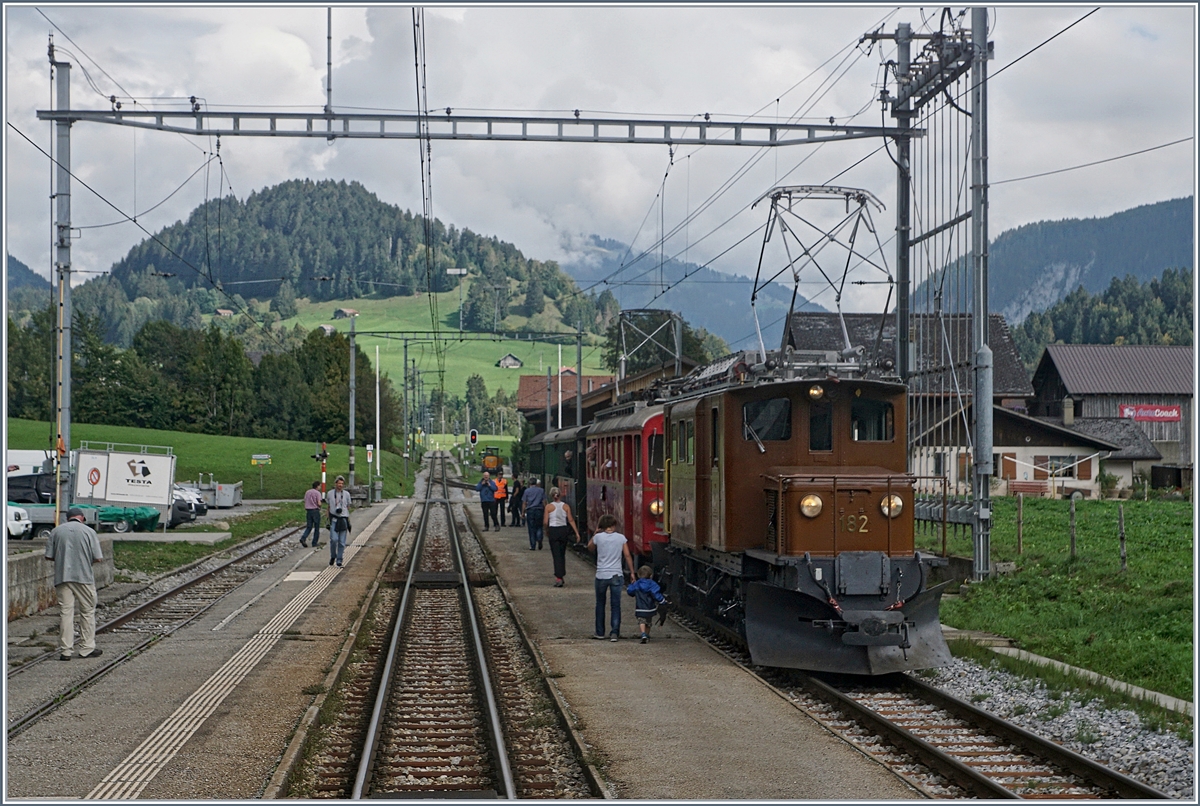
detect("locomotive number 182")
[838,511,870,533]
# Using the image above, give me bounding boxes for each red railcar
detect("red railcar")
[584,402,668,563]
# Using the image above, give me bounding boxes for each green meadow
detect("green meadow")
[229,282,610,396]
[8,418,417,499]
[917,496,1194,701]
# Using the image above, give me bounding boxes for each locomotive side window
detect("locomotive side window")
[648,433,664,484]
[686,420,695,464]
[851,399,894,441]
[634,435,642,477]
[744,398,792,442]
[809,400,832,451]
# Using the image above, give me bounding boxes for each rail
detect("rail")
[351,453,516,799]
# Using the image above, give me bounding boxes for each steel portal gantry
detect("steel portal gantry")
[36,107,917,148]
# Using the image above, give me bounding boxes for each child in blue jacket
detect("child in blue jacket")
[626,566,666,643]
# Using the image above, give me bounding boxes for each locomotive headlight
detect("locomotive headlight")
[808,385,825,400]
[799,494,823,518]
[880,494,904,518]
[649,498,664,517]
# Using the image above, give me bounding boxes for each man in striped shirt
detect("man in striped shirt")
[300,481,322,548]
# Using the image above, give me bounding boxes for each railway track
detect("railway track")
[669,612,1169,799]
[354,468,513,798]
[290,454,593,799]
[6,527,299,738]
[797,672,1169,800]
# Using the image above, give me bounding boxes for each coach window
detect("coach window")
[851,398,894,441]
[648,432,664,484]
[809,400,832,452]
[744,398,792,443]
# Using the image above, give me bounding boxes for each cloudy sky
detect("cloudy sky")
[4,4,1195,313]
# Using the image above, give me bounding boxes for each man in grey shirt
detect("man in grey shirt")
[44,507,105,660]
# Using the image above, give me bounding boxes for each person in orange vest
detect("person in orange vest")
[494,472,509,527]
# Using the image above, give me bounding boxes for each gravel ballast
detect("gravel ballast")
[927,655,1194,800]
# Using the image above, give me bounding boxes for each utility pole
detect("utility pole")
[545,368,551,432]
[576,320,583,427]
[971,5,993,581]
[557,343,563,429]
[447,267,467,330]
[51,48,72,525]
[375,344,381,498]
[402,339,408,479]
[348,313,357,487]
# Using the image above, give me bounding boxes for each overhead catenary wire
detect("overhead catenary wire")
[38,8,207,155]
[412,8,447,394]
[9,120,289,353]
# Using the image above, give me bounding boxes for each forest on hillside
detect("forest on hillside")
[1011,268,1192,368]
[7,311,402,447]
[7,180,620,350]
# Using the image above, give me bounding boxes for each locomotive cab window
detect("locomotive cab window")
[851,398,894,441]
[809,400,832,452]
[743,398,791,442]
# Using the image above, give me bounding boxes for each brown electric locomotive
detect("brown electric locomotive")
[658,348,952,675]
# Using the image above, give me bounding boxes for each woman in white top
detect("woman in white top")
[542,487,581,587]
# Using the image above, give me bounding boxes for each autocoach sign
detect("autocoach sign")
[1119,404,1182,422]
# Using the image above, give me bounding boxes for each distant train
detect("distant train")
[529,347,952,676]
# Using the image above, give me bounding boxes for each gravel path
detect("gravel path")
[926,656,1194,799]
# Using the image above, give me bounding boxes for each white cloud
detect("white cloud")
[3,3,1194,315]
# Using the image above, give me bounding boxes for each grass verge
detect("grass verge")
[917,497,1193,702]
[9,418,419,499]
[113,502,304,576]
[946,639,1192,741]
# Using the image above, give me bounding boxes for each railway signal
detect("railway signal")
[469,429,478,446]
[312,442,329,492]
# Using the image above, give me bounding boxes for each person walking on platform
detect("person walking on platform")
[300,480,323,548]
[476,472,499,531]
[543,487,581,586]
[326,476,352,568]
[508,477,525,527]
[521,478,546,550]
[627,566,667,643]
[494,472,508,527]
[588,514,634,641]
[44,507,104,660]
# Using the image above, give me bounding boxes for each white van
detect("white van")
[5,450,55,476]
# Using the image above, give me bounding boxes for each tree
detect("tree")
[271,281,299,319]
[1011,268,1193,368]
[524,275,545,315]
[6,308,55,422]
[465,374,492,433]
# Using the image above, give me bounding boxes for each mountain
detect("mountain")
[989,197,1193,324]
[69,179,617,347]
[559,236,824,350]
[6,254,50,291]
[6,254,53,323]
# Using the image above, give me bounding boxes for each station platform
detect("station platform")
[463,498,920,800]
[5,497,414,800]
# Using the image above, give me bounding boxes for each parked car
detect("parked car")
[167,488,196,529]
[6,504,33,539]
[174,484,208,517]
[5,473,59,505]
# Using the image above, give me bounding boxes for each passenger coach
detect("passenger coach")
[584,402,668,566]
